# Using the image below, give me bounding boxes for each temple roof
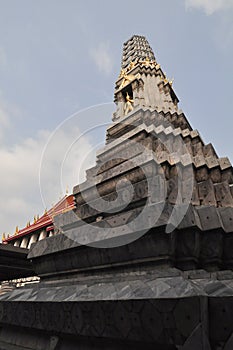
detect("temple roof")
[3,194,75,244]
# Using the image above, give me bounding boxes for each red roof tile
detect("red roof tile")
[4,195,75,243]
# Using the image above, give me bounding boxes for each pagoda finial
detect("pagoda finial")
[2,233,6,241]
[113,35,181,121]
[121,35,156,70]
[113,35,180,121]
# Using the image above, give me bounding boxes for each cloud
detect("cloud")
[39,124,95,208]
[90,42,113,75]
[185,0,233,15]
[0,125,93,236]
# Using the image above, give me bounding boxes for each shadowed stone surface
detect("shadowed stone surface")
[0,244,34,282]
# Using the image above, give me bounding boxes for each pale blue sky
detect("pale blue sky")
[0,0,233,234]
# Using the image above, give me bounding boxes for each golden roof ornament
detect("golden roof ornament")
[119,73,136,90]
[138,57,159,69]
[119,69,126,78]
[14,226,19,235]
[145,57,151,66]
[169,78,174,87]
[2,233,6,241]
[160,71,174,86]
[128,60,136,71]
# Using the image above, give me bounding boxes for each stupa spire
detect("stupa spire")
[121,35,156,69]
[113,35,179,120]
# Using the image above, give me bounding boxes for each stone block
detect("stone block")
[209,298,233,345]
[219,157,232,170]
[196,206,221,231]
[173,298,200,338]
[218,207,233,233]
[181,324,211,350]
[214,182,233,207]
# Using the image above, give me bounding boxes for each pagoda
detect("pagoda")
[0,35,233,350]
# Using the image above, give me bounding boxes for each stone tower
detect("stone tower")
[0,35,233,350]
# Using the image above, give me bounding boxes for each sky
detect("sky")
[0,0,233,236]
